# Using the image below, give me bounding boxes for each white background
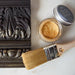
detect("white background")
[0,0,75,75]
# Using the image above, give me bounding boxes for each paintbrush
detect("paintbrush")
[22,41,75,70]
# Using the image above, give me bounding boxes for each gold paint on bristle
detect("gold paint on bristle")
[22,48,48,70]
[22,45,59,70]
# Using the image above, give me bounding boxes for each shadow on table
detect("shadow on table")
[31,0,41,49]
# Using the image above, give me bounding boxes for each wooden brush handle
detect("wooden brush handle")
[57,41,75,53]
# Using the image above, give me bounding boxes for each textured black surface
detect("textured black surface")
[0,0,31,67]
[0,7,31,40]
[0,0,30,7]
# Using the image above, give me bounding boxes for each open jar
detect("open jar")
[39,5,74,42]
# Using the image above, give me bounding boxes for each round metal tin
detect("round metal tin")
[53,5,74,25]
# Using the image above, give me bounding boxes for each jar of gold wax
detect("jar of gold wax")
[39,5,74,42]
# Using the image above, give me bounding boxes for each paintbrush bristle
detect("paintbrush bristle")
[22,44,59,70]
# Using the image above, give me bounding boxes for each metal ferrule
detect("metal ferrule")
[43,44,59,61]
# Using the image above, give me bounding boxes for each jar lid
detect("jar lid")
[53,5,74,25]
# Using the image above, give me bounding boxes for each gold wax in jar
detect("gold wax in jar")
[39,19,60,42]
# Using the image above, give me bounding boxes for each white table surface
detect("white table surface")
[0,0,75,75]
